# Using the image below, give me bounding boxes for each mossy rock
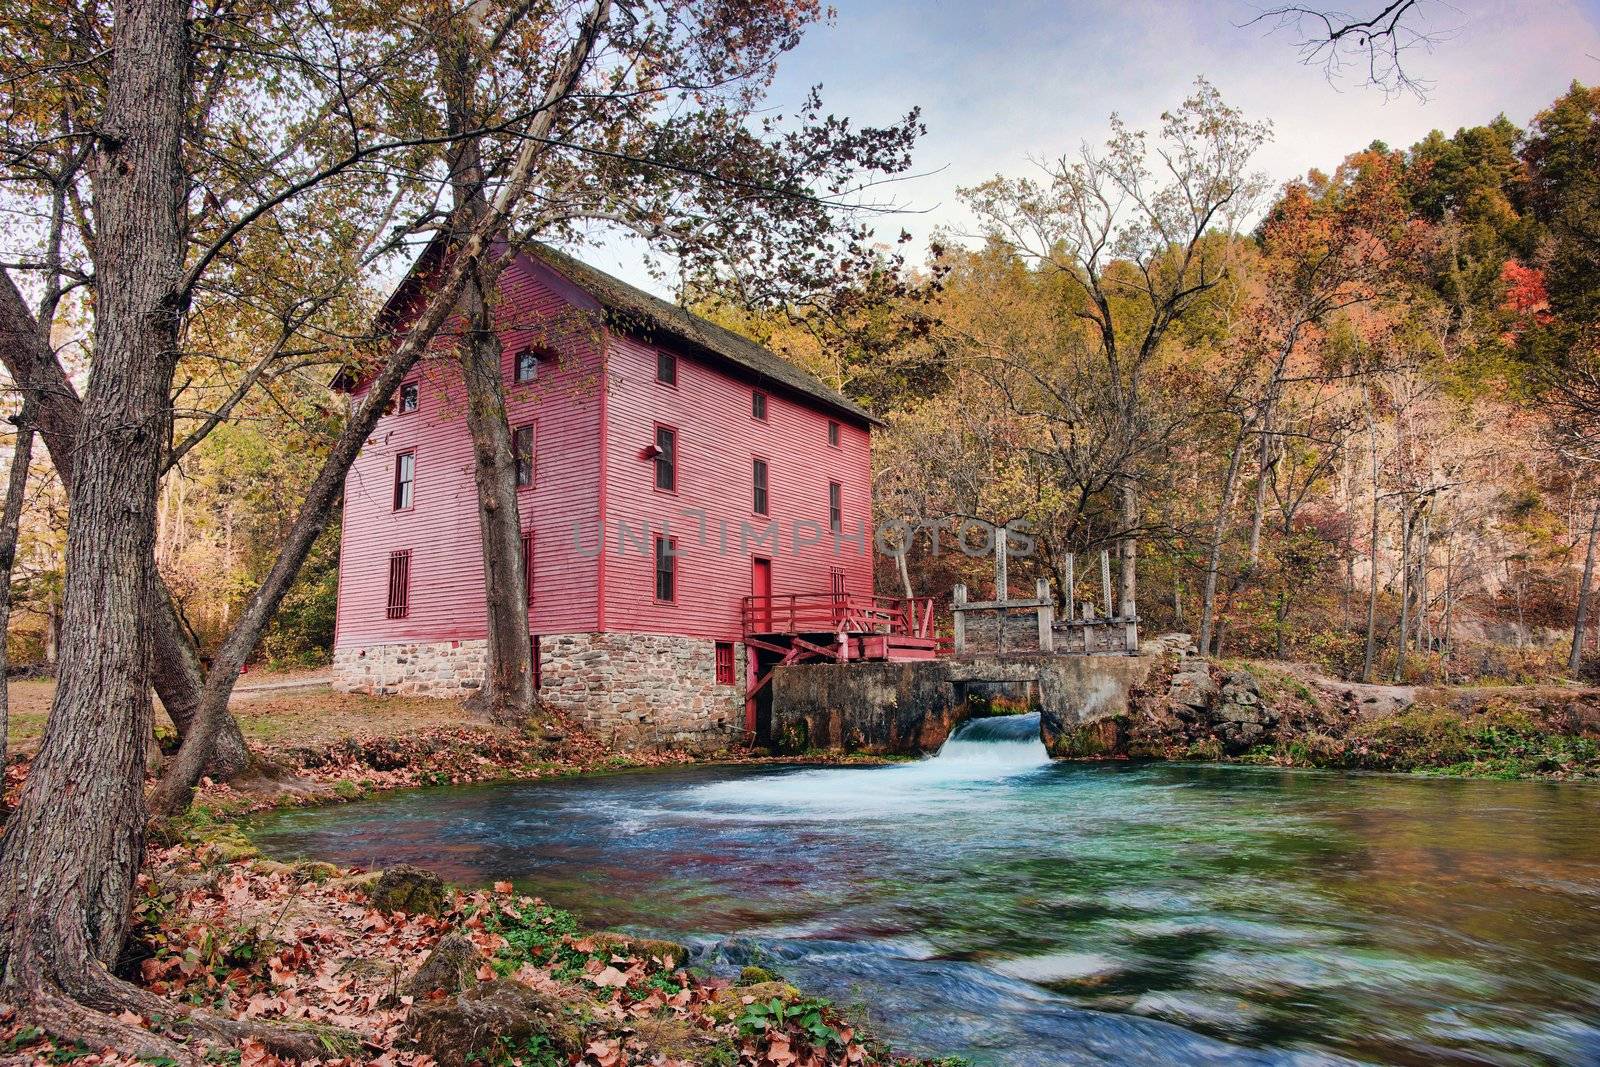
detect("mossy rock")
[404,932,483,997]
[738,965,779,984]
[706,981,802,1023]
[369,864,447,916]
[404,979,582,1067]
[588,931,688,969]
[294,860,341,882]
[628,1015,708,1059]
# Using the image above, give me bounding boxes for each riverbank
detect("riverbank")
[1128,654,1600,780]
[1,688,937,1065]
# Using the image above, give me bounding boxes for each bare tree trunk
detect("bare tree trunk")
[441,31,533,725]
[0,270,250,776]
[1118,482,1139,652]
[0,398,34,770]
[1199,421,1247,654]
[1570,500,1600,676]
[1361,418,1380,683]
[1395,503,1411,683]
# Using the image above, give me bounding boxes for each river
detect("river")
[250,714,1600,1066]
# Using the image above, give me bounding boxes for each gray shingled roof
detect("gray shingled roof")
[523,243,877,426]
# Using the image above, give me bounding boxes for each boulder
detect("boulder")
[404,932,483,997]
[587,931,688,969]
[1220,670,1260,695]
[369,864,447,917]
[404,979,582,1067]
[1169,669,1218,710]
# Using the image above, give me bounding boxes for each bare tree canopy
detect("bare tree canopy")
[1247,1,1455,99]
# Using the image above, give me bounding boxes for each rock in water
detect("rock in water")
[369,864,447,916]
[405,979,583,1066]
[404,932,482,996]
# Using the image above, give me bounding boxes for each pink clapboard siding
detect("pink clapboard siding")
[601,332,873,641]
[334,255,604,650]
[334,250,874,653]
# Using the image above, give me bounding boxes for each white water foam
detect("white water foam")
[683,713,1051,820]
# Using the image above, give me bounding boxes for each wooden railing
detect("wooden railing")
[741,593,937,638]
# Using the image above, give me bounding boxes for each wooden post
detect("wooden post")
[1037,577,1054,653]
[994,524,1009,602]
[1100,550,1113,619]
[1065,553,1075,621]
[952,583,967,654]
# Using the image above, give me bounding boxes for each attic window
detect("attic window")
[515,346,554,384]
[751,390,767,421]
[657,350,677,386]
[827,420,840,447]
[398,381,419,414]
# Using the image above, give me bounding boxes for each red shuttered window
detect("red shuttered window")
[385,550,411,619]
[715,641,735,685]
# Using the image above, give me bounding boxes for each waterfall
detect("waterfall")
[928,712,1050,774]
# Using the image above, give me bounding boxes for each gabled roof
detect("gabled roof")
[339,235,877,427]
[522,243,876,426]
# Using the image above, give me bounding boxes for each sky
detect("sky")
[585,0,1600,296]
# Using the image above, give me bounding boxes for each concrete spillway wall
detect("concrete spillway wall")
[768,653,1158,758]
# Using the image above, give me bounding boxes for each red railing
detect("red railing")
[741,592,937,639]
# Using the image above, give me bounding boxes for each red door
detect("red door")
[751,557,772,631]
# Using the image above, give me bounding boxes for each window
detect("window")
[385,550,411,619]
[398,381,419,414]
[393,451,415,510]
[752,457,768,515]
[514,425,534,488]
[656,350,677,386]
[655,425,677,491]
[829,481,842,533]
[521,530,535,608]
[514,346,541,384]
[654,535,676,602]
[715,641,735,685]
[827,420,840,447]
[751,390,767,420]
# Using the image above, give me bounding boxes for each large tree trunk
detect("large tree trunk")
[0,397,34,772]
[0,0,189,1042]
[0,269,251,776]
[442,33,534,725]
[1570,500,1600,676]
[460,268,534,722]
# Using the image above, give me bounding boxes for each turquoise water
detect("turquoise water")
[250,714,1600,1066]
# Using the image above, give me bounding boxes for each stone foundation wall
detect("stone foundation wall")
[536,633,743,753]
[333,639,488,698]
[333,632,744,753]
[768,652,1157,757]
